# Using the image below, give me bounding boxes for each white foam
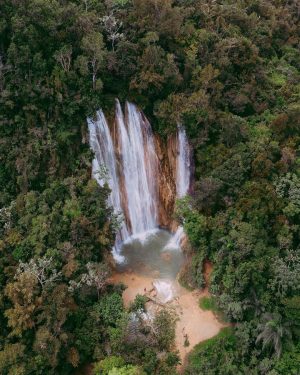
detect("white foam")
[163,226,184,251]
[112,246,126,264]
[123,228,160,245]
[153,279,176,303]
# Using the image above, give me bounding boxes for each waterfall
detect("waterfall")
[88,101,191,261]
[89,101,160,262]
[164,125,191,250]
[163,226,184,250]
[88,110,129,262]
[176,125,191,198]
[116,100,158,235]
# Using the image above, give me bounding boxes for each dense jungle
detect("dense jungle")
[0,0,300,374]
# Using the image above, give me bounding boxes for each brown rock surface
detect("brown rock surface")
[154,134,177,229]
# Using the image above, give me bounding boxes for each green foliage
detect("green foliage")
[97,292,124,326]
[283,296,300,338]
[129,294,148,313]
[185,328,238,374]
[256,313,292,358]
[153,310,177,351]
[199,296,218,312]
[176,197,208,250]
[190,251,206,289]
[93,356,125,375]
[108,365,146,375]
[0,0,299,373]
[0,344,26,375]
[273,343,300,374]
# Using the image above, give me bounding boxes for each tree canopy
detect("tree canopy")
[0,0,299,374]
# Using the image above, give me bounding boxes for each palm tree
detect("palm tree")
[256,312,292,358]
[244,288,265,317]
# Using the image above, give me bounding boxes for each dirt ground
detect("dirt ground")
[110,271,225,364]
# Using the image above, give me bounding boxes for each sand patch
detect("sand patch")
[110,271,225,364]
[175,289,223,361]
[110,272,155,308]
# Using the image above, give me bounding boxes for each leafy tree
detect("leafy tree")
[283,296,300,338]
[153,310,177,351]
[93,356,125,375]
[16,256,61,289]
[0,0,299,373]
[256,313,292,358]
[108,365,146,375]
[81,32,105,90]
[69,262,111,299]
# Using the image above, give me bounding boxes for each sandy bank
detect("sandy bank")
[110,271,225,363]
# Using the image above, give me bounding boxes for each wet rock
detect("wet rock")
[154,134,177,229]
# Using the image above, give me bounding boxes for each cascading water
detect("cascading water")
[88,102,192,304]
[116,101,158,236]
[164,125,191,250]
[89,101,161,262]
[88,110,128,262]
[163,226,184,250]
[176,126,191,199]
[88,101,191,263]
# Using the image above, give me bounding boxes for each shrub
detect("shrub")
[93,356,125,375]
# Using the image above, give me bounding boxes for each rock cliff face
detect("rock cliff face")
[114,123,188,232]
[107,118,129,232]
[113,125,180,231]
[154,134,178,229]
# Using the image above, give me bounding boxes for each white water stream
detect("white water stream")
[177,125,191,199]
[87,110,128,262]
[164,125,191,251]
[116,100,158,235]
